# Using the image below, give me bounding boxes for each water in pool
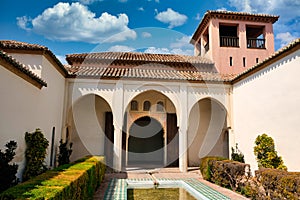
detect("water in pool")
[127,188,197,200]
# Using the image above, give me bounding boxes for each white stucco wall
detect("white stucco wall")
[0,54,65,179]
[233,49,300,172]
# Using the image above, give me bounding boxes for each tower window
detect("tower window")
[230,57,233,66]
[243,57,246,67]
[143,101,151,111]
[256,58,259,63]
[156,101,164,112]
[219,24,239,47]
[246,26,265,49]
[130,100,138,111]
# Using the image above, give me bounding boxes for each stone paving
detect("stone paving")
[94,167,249,200]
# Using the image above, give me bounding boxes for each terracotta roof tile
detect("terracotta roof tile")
[66,64,234,82]
[0,50,47,87]
[66,52,214,65]
[0,40,68,76]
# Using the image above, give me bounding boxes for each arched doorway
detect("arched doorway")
[122,90,179,169]
[127,116,164,167]
[68,94,114,166]
[187,98,229,166]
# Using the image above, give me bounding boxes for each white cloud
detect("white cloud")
[155,8,188,28]
[144,47,193,55]
[144,47,171,54]
[217,7,227,11]
[16,16,31,31]
[142,32,152,38]
[77,0,103,5]
[138,7,144,11]
[144,35,194,55]
[17,2,136,44]
[276,32,297,47]
[170,35,192,49]
[108,45,135,52]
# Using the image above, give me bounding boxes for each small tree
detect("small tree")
[254,133,287,170]
[22,129,49,181]
[231,143,245,163]
[0,141,19,192]
[58,139,73,166]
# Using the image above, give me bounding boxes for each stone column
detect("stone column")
[112,82,124,172]
[179,85,188,172]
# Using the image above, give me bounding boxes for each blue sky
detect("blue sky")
[1,0,299,63]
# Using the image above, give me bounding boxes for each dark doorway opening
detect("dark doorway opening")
[128,116,164,167]
[104,112,114,167]
[167,113,179,167]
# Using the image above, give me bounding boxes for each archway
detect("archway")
[122,90,178,168]
[68,94,114,166]
[187,98,229,166]
[127,116,164,167]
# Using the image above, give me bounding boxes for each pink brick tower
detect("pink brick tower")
[191,11,279,75]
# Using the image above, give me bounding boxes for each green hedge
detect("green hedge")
[199,156,226,181]
[0,156,106,200]
[255,168,300,199]
[210,160,250,191]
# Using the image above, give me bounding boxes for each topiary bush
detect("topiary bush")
[231,143,245,163]
[254,133,287,170]
[210,160,251,191]
[22,128,49,181]
[199,156,226,181]
[58,139,73,166]
[255,168,300,199]
[0,140,19,192]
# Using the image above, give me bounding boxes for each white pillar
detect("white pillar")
[179,85,188,172]
[112,82,124,172]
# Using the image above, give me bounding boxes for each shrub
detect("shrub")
[58,139,73,166]
[0,156,106,200]
[255,168,300,199]
[210,160,251,191]
[22,129,49,181]
[0,141,18,192]
[254,133,287,170]
[199,156,226,181]
[231,143,245,163]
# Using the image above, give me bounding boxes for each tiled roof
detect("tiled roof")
[0,40,68,76]
[65,52,230,82]
[66,64,234,82]
[232,38,300,83]
[191,10,279,44]
[0,50,47,88]
[66,52,214,65]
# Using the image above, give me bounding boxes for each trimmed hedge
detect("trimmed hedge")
[199,156,226,181]
[210,160,250,191]
[200,157,250,192]
[0,156,106,200]
[255,168,300,199]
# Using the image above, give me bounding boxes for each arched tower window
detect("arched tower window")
[156,101,164,112]
[143,101,151,111]
[130,100,138,111]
